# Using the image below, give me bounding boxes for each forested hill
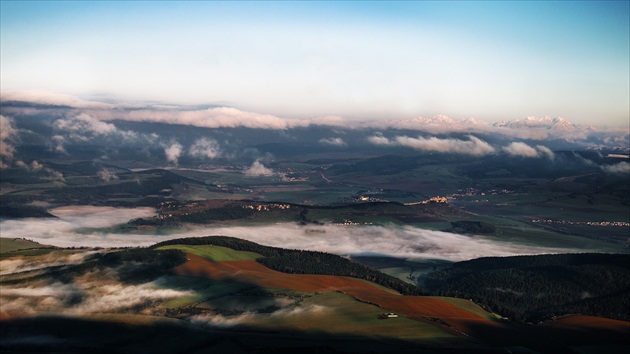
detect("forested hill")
[425,253,630,323]
[151,236,423,295]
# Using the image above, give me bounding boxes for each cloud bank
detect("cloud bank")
[0,278,191,317]
[2,90,627,151]
[368,134,496,156]
[0,207,589,262]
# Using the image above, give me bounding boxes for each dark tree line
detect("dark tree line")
[151,236,424,295]
[425,253,630,323]
[0,204,55,218]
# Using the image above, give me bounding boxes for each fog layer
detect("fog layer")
[0,206,590,262]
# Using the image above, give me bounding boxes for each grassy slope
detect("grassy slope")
[428,296,500,321]
[247,291,461,342]
[155,244,262,261]
[0,237,48,253]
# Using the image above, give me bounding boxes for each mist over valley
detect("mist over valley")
[1,1,629,351]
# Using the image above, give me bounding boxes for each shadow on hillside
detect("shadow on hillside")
[0,316,506,354]
[456,318,630,354]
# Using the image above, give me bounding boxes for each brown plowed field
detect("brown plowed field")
[175,254,495,323]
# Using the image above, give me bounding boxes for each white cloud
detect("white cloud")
[367,134,391,145]
[370,134,495,156]
[0,251,95,276]
[1,90,114,109]
[0,115,18,167]
[319,137,347,146]
[190,304,328,328]
[244,159,274,177]
[189,138,221,159]
[97,169,119,182]
[15,160,44,172]
[163,142,183,165]
[50,135,67,154]
[98,107,297,130]
[535,145,555,160]
[601,162,630,175]
[0,280,191,316]
[502,142,539,157]
[502,142,556,159]
[191,312,258,328]
[13,159,64,181]
[54,113,117,137]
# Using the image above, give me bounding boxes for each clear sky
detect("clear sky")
[1,1,628,125]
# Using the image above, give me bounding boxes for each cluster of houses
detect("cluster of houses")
[404,196,448,206]
[242,203,291,212]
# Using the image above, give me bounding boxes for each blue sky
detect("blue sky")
[1,1,628,125]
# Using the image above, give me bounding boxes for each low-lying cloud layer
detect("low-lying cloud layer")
[0,251,94,276]
[0,206,593,262]
[190,304,327,328]
[0,277,191,317]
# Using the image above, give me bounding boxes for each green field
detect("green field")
[155,244,263,261]
[244,291,462,343]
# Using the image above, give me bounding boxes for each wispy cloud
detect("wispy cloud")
[502,142,555,159]
[601,161,630,175]
[15,160,44,172]
[368,134,495,156]
[13,159,65,181]
[189,138,221,159]
[54,113,117,137]
[0,115,18,168]
[319,137,347,146]
[0,279,191,317]
[50,113,159,154]
[97,168,119,182]
[50,135,67,154]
